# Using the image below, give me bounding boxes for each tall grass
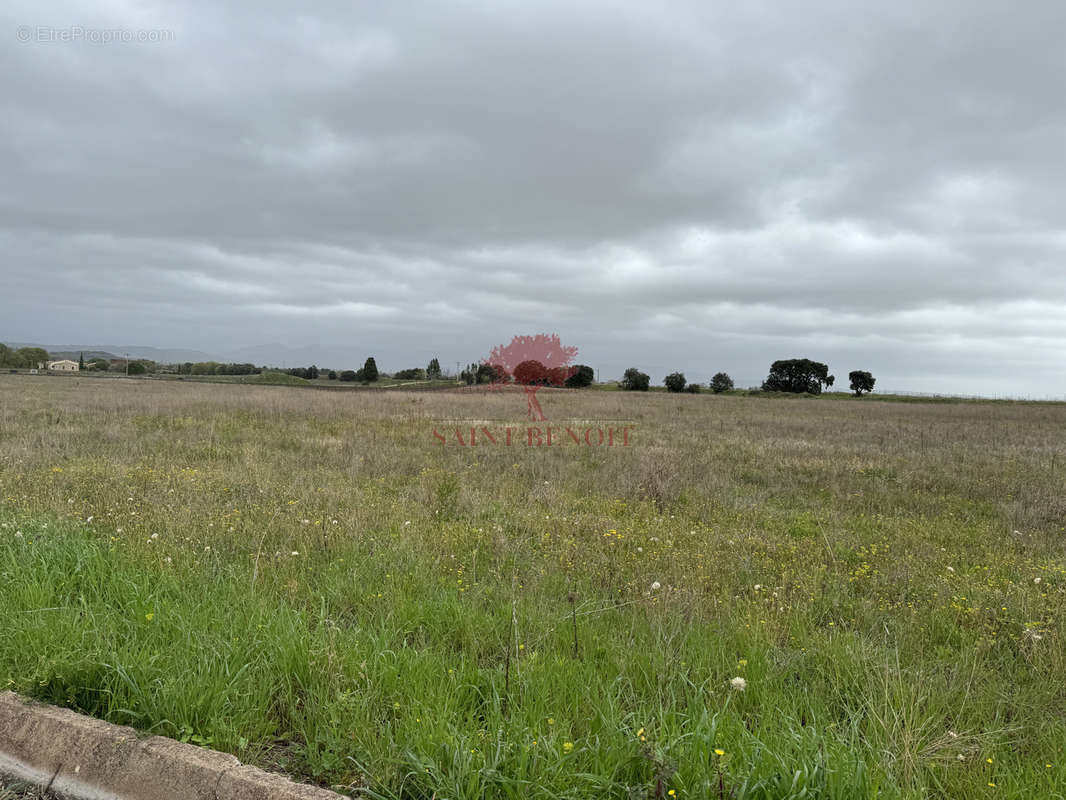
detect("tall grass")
[0,376,1064,798]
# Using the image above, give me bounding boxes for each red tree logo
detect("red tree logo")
[484,334,578,421]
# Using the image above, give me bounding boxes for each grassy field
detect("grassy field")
[0,375,1064,799]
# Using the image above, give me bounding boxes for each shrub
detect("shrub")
[339,370,357,382]
[684,383,701,393]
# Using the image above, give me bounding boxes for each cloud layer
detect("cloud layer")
[4,0,1065,394]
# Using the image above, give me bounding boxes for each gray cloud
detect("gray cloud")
[3,0,1066,396]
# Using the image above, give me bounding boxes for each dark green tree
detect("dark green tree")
[427,358,442,379]
[362,357,378,382]
[328,370,337,380]
[685,382,701,393]
[339,370,357,382]
[621,368,650,391]
[475,363,500,384]
[565,364,594,388]
[762,359,833,394]
[849,370,875,397]
[710,372,734,393]
[664,372,687,393]
[126,361,147,375]
[78,352,85,370]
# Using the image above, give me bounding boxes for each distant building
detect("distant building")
[47,359,79,372]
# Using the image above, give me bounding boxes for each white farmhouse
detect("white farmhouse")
[47,359,79,372]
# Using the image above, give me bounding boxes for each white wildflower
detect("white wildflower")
[1034,577,1042,584]
[291,551,300,557]
[650,581,661,591]
[730,676,747,691]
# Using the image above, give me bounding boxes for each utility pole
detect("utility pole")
[125,353,129,376]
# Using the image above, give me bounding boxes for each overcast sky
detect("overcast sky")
[3,1,1065,395]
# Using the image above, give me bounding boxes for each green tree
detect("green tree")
[339,370,357,382]
[685,382,701,393]
[710,372,734,393]
[328,370,337,380]
[15,348,48,368]
[88,358,109,371]
[621,368,650,391]
[363,357,378,383]
[127,361,147,375]
[475,363,499,384]
[78,352,85,370]
[849,370,876,397]
[427,358,442,379]
[664,372,687,393]
[513,360,548,386]
[565,364,594,388]
[761,359,833,394]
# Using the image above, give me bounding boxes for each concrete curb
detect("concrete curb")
[0,692,346,800]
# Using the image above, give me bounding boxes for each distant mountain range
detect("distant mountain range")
[4,342,215,363]
[3,342,419,371]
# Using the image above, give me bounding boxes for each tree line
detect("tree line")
[620,359,875,397]
[3,346,876,397]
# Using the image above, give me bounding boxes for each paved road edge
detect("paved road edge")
[0,692,346,800]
